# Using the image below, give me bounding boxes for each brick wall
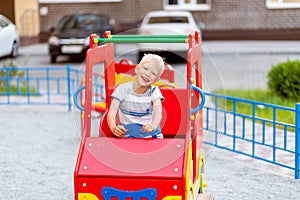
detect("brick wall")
[192,0,300,39]
[195,0,300,30]
[39,0,300,40]
[40,0,162,33]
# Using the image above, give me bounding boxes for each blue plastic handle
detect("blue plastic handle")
[190,85,206,113]
[73,85,85,111]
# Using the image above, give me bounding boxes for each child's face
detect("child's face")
[135,62,161,87]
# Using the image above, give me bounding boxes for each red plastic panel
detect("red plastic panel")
[77,177,183,200]
[78,137,187,178]
[160,88,190,138]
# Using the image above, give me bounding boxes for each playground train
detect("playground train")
[73,31,213,200]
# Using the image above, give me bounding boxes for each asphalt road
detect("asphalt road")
[1,106,300,200]
[2,41,300,92]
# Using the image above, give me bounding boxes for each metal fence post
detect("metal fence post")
[67,64,72,112]
[214,96,218,146]
[26,68,31,104]
[5,68,10,104]
[295,103,300,179]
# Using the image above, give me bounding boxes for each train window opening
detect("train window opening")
[90,62,105,137]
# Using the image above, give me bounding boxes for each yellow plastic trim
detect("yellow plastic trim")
[162,196,182,200]
[93,38,98,44]
[190,115,195,120]
[78,193,99,200]
[115,73,135,84]
[197,149,207,194]
[115,73,178,88]
[191,78,195,84]
[185,139,194,200]
[93,102,106,109]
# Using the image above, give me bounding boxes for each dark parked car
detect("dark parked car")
[48,13,115,63]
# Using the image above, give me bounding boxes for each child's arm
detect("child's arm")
[142,98,162,132]
[107,99,126,137]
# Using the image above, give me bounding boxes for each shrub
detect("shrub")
[0,58,38,95]
[0,59,25,92]
[267,59,300,100]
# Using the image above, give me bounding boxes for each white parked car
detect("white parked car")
[0,14,19,58]
[137,10,202,61]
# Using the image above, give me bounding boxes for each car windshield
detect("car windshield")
[57,15,102,31]
[148,16,189,24]
[0,15,10,28]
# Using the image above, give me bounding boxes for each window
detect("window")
[148,16,189,24]
[266,0,300,9]
[58,15,105,31]
[164,0,211,11]
[39,0,121,3]
[0,16,10,28]
[0,19,8,28]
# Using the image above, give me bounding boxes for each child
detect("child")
[107,54,165,138]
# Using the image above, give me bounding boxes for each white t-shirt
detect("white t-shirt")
[111,82,164,125]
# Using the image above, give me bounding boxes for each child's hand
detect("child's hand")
[142,123,155,133]
[112,125,127,137]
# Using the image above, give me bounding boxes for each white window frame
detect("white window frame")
[39,0,122,3]
[163,0,211,11]
[266,0,300,9]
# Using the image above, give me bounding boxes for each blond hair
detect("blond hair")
[139,54,165,75]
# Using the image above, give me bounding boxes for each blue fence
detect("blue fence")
[1,66,299,179]
[203,93,300,179]
[0,65,84,111]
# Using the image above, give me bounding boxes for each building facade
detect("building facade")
[0,0,40,45]
[3,0,300,44]
[38,0,300,40]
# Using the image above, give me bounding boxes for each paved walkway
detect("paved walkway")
[17,40,300,179]
[203,98,296,178]
[202,40,300,54]
[18,41,300,91]
[19,40,300,55]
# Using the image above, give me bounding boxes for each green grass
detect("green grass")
[213,89,297,125]
[0,86,38,96]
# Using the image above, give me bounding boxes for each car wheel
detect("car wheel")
[50,55,57,63]
[10,41,19,58]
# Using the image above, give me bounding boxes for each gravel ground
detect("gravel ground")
[1,107,299,200]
